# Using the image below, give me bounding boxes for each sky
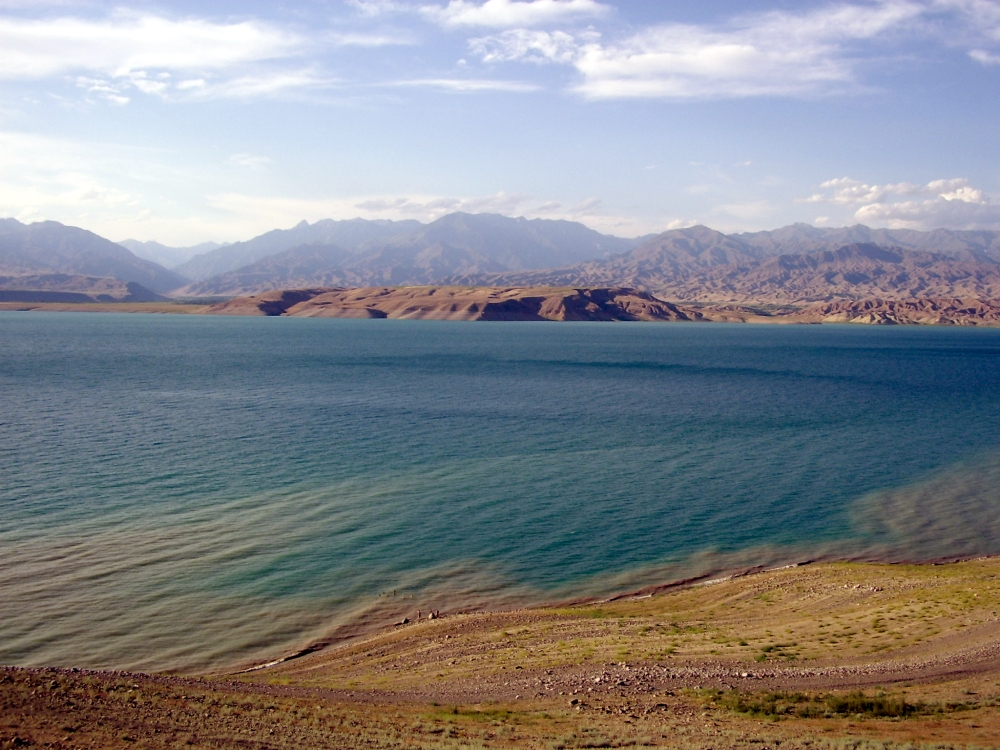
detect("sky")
[1,0,1000,245]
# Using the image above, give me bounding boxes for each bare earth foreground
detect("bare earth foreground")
[5,560,1000,749]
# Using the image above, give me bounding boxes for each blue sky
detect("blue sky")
[1,0,999,244]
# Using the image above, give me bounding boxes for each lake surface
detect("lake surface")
[3,313,1000,673]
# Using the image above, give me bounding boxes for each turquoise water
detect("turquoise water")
[2,313,1000,673]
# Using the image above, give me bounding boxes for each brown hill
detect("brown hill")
[661,244,1000,302]
[203,286,1000,326]
[204,286,705,322]
[0,274,166,302]
[792,297,1000,325]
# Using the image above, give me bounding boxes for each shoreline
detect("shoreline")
[4,553,998,680]
[7,557,1000,748]
[225,550,999,679]
[3,286,1000,326]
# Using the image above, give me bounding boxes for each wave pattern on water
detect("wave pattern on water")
[2,315,1000,672]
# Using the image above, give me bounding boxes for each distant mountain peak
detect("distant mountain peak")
[0,219,188,293]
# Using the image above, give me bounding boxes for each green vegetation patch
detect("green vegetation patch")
[695,689,980,720]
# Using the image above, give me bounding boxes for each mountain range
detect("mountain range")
[0,218,186,293]
[175,213,641,296]
[459,229,1000,303]
[3,214,1000,305]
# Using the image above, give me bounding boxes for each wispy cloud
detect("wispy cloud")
[969,48,1000,64]
[346,0,411,17]
[229,153,272,169]
[472,1,928,99]
[422,0,609,29]
[390,77,540,91]
[326,30,418,47]
[208,190,664,237]
[355,190,530,215]
[470,28,585,63]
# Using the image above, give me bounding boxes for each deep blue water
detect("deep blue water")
[2,313,1000,672]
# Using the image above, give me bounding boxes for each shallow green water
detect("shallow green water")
[2,313,1000,672]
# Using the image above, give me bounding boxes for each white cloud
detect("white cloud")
[469,1,933,99]
[813,176,983,205]
[575,1,927,99]
[807,175,1000,229]
[390,77,540,91]
[0,13,302,79]
[422,0,609,29]
[0,12,331,103]
[855,198,1000,229]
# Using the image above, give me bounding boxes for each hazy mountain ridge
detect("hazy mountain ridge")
[0,219,187,294]
[173,218,423,281]
[456,226,1000,303]
[669,243,1000,302]
[177,213,641,296]
[6,215,1000,304]
[736,224,1000,261]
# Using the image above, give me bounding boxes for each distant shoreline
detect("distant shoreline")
[3,285,1000,326]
